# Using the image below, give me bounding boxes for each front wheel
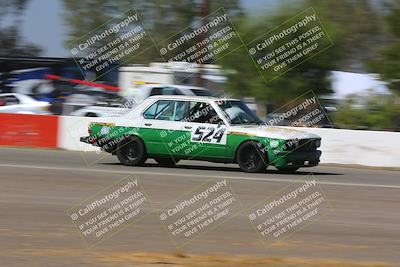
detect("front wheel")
[116,137,147,166]
[154,157,178,166]
[236,141,267,173]
[276,166,299,173]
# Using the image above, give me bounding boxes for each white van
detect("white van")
[70,84,211,117]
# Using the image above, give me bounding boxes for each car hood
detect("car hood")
[228,125,320,140]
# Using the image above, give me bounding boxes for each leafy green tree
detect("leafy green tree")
[333,93,400,131]
[62,0,243,63]
[306,0,384,72]
[219,0,386,107]
[369,0,400,95]
[218,3,341,106]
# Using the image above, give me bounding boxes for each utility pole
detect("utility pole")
[196,0,209,87]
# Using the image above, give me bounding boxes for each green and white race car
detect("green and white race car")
[80,95,321,173]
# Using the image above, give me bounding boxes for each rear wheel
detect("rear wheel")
[116,137,147,166]
[236,141,266,173]
[154,157,178,167]
[85,112,98,117]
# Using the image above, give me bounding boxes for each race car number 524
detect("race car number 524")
[191,126,227,145]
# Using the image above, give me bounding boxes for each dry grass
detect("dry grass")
[17,249,391,267]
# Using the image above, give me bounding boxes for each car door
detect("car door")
[176,101,228,160]
[141,99,187,157]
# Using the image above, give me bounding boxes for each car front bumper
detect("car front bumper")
[269,150,322,168]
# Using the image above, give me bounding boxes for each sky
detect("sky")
[19,0,66,57]
[15,0,290,57]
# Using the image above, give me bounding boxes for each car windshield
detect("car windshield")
[216,100,264,125]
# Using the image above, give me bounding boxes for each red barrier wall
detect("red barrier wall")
[0,114,58,148]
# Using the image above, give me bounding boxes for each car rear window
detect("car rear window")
[150,87,183,96]
[191,89,211,96]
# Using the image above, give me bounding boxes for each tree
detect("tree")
[217,2,342,106]
[218,0,389,107]
[62,0,243,64]
[369,0,400,95]
[333,93,400,131]
[0,0,42,56]
[305,0,384,73]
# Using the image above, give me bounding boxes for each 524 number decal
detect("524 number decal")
[191,126,227,145]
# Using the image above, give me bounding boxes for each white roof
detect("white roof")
[0,93,37,103]
[138,84,208,90]
[118,66,173,74]
[147,95,237,102]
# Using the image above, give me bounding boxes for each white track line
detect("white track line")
[1,163,400,189]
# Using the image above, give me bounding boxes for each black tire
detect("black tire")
[236,141,267,173]
[116,137,147,166]
[276,166,299,173]
[85,112,98,117]
[154,157,178,166]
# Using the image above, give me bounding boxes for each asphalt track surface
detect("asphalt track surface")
[1,147,399,266]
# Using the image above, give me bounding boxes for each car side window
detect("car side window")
[4,96,20,105]
[155,100,174,120]
[149,87,183,96]
[149,88,163,96]
[163,87,183,95]
[143,100,186,121]
[174,101,186,121]
[143,101,158,119]
[186,101,223,124]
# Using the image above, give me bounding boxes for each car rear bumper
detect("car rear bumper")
[80,136,97,145]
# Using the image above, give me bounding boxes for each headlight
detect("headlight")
[269,140,279,148]
[40,104,50,111]
[285,140,299,150]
